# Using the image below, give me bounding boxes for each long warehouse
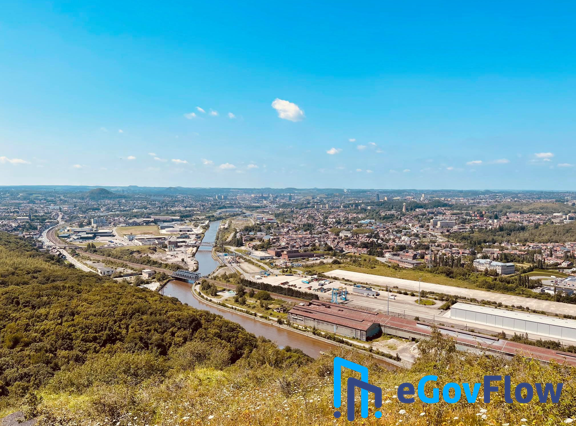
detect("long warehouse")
[450,302,576,341]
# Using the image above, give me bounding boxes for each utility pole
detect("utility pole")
[419,278,421,305]
[387,285,390,315]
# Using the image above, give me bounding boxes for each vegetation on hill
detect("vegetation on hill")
[86,188,122,200]
[451,222,576,245]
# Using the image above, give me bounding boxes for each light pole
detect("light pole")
[387,285,390,315]
[418,278,421,305]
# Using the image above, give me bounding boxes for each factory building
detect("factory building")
[450,302,576,341]
[288,300,384,341]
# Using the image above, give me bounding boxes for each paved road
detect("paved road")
[326,269,576,317]
[62,249,94,273]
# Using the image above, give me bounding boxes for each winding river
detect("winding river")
[160,221,336,358]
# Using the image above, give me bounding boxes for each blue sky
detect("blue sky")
[1,1,576,189]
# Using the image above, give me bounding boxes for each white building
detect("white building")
[96,266,114,276]
[473,259,515,275]
[450,302,576,342]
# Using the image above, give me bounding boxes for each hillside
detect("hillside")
[1,233,576,425]
[452,222,576,245]
[86,188,122,200]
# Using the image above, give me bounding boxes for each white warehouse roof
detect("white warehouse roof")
[451,302,576,329]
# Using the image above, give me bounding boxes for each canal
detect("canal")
[161,220,338,358]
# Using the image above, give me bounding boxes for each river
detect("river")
[160,220,337,358]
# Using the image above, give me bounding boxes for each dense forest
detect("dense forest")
[0,232,308,421]
[451,222,576,245]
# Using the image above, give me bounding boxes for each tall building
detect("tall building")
[402,203,406,213]
[376,193,380,201]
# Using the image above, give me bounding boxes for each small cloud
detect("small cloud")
[172,159,188,164]
[356,168,363,172]
[368,142,377,147]
[327,148,342,155]
[357,145,367,151]
[558,163,574,168]
[154,157,167,162]
[72,164,83,169]
[209,110,218,116]
[184,112,197,119]
[492,159,510,164]
[376,149,384,154]
[202,159,214,165]
[127,156,136,160]
[196,107,205,113]
[219,163,236,170]
[403,169,410,173]
[228,112,236,119]
[535,152,554,159]
[247,164,259,169]
[271,98,305,122]
[466,160,482,166]
[349,138,356,142]
[389,169,397,173]
[0,156,30,165]
[366,169,373,173]
[446,166,454,171]
[148,152,157,156]
[118,129,124,133]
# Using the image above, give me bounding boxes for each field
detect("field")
[308,261,477,290]
[115,225,161,236]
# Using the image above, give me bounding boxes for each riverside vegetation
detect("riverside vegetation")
[1,232,576,425]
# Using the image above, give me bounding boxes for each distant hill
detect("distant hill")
[86,187,122,200]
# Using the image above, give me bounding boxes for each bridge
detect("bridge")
[171,269,201,283]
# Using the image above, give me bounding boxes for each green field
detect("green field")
[116,225,161,236]
[524,269,570,279]
[308,260,478,290]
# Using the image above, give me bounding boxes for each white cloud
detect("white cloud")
[446,166,454,171]
[376,149,384,154]
[196,107,205,113]
[118,129,124,133]
[356,168,363,172]
[219,163,236,170]
[366,170,373,173]
[271,98,305,122]
[492,159,510,164]
[184,112,197,119]
[558,163,574,168]
[202,159,214,166]
[403,169,410,173]
[148,152,157,156]
[154,157,167,162]
[326,148,342,155]
[535,152,554,159]
[466,160,482,166]
[247,164,259,169]
[228,112,236,119]
[349,138,356,142]
[368,142,377,147]
[72,164,83,169]
[209,110,218,116]
[127,156,136,160]
[0,156,30,165]
[172,159,188,164]
[357,145,367,151]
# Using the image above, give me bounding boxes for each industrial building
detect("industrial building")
[473,259,515,275]
[450,302,576,341]
[288,300,384,341]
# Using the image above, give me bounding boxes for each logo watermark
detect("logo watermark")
[333,357,563,421]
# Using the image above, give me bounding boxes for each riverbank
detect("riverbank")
[191,282,405,368]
